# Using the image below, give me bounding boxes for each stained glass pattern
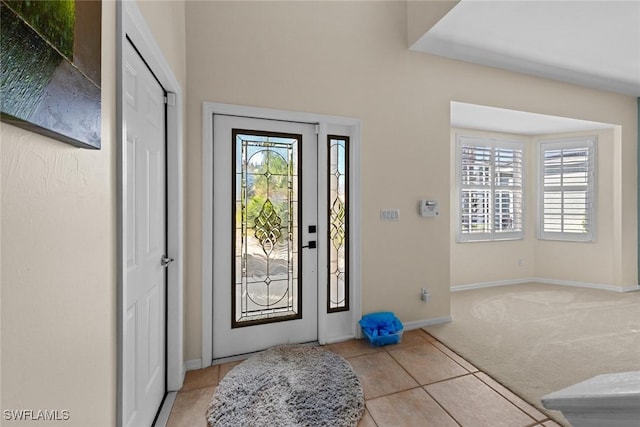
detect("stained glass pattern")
[254,199,283,251]
[233,130,300,326]
[328,136,349,312]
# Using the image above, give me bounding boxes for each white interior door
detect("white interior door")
[123,40,166,427]
[212,115,318,359]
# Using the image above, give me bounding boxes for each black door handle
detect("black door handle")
[302,241,316,249]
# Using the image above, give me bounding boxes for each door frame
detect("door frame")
[117,1,185,425]
[202,102,362,367]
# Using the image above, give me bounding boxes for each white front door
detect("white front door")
[123,40,166,427]
[212,115,318,359]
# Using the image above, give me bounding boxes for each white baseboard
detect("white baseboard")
[185,358,203,371]
[532,277,639,293]
[451,278,532,292]
[324,334,357,344]
[326,317,452,341]
[168,365,186,393]
[451,277,639,293]
[403,316,452,330]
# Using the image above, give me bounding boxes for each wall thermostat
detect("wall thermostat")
[419,200,439,217]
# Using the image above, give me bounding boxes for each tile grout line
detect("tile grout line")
[387,335,543,427]
[384,334,476,387]
[421,385,464,427]
[425,336,558,426]
[429,338,479,373]
[429,337,547,425]
[379,337,466,427]
[336,337,560,427]
[383,335,438,386]
[356,338,431,426]
[473,371,550,424]
[363,384,429,402]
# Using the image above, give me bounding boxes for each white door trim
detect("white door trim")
[202,102,361,367]
[117,1,185,425]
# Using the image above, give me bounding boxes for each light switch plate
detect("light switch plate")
[380,209,400,221]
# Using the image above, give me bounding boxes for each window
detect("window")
[538,136,596,242]
[328,135,349,312]
[456,135,524,242]
[233,130,302,326]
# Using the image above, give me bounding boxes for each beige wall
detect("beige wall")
[183,1,638,362]
[1,2,117,425]
[136,0,187,89]
[407,0,459,47]
[1,1,187,425]
[450,127,623,289]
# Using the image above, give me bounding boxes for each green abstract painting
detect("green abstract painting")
[0,0,102,149]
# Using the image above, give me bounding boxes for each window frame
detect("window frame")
[537,136,597,242]
[455,135,525,243]
[327,135,350,313]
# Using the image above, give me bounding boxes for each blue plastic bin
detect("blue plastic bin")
[359,312,404,347]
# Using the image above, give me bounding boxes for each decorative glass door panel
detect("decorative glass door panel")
[328,136,349,312]
[233,130,301,327]
[212,114,317,360]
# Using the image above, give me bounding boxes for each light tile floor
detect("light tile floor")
[166,329,561,427]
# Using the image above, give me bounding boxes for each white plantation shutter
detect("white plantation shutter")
[539,137,596,241]
[457,136,524,242]
[494,147,524,234]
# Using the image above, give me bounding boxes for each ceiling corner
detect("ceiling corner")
[407,0,459,49]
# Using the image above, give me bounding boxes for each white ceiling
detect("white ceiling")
[451,101,616,135]
[413,0,640,97]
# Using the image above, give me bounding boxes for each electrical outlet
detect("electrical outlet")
[421,288,431,302]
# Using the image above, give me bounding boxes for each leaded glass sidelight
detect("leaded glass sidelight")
[232,130,301,327]
[328,136,349,312]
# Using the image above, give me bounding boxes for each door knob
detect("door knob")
[302,241,316,249]
[161,255,174,267]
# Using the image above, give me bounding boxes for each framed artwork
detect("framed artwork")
[0,0,102,149]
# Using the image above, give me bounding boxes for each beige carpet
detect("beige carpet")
[425,283,640,426]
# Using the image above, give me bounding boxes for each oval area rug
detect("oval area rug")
[206,345,365,427]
